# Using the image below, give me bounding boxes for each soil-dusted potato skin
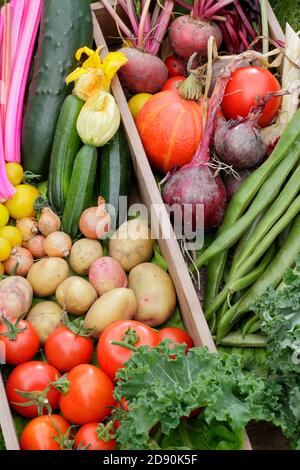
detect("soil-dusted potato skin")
[56,277,97,316]
[84,288,137,338]
[109,219,154,272]
[118,48,168,94]
[69,239,103,275]
[0,276,33,321]
[27,257,69,297]
[129,263,177,327]
[26,301,63,345]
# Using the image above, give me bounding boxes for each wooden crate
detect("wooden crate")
[0,1,285,451]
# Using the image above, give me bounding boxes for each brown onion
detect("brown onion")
[79,197,112,240]
[38,207,61,236]
[44,232,72,258]
[4,247,34,277]
[24,235,47,259]
[16,218,38,242]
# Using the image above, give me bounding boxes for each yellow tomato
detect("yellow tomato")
[0,237,11,262]
[5,185,40,220]
[128,93,152,119]
[0,226,22,248]
[6,163,24,186]
[0,262,4,276]
[0,203,9,229]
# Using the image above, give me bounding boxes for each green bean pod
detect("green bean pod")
[216,212,300,342]
[193,143,300,269]
[217,332,266,348]
[242,314,260,337]
[205,243,275,319]
[202,110,300,306]
[235,163,300,268]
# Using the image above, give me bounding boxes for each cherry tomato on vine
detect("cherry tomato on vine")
[158,327,194,353]
[0,317,40,365]
[5,361,61,418]
[162,75,185,92]
[45,325,94,373]
[164,55,186,78]
[221,66,281,128]
[20,415,71,450]
[57,364,115,425]
[75,423,116,450]
[97,320,160,380]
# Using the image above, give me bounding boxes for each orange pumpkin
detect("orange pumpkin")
[136,90,204,174]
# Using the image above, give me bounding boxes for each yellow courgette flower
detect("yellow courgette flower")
[66,46,128,100]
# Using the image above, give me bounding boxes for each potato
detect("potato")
[56,277,97,315]
[84,288,137,337]
[27,301,63,345]
[89,257,128,295]
[109,219,154,272]
[27,257,69,297]
[0,276,33,320]
[69,239,103,275]
[129,263,176,327]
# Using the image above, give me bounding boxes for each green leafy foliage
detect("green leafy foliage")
[270,0,300,32]
[252,257,300,448]
[113,342,282,449]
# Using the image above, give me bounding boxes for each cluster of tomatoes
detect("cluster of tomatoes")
[2,316,193,450]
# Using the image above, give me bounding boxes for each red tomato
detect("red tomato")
[0,318,39,365]
[222,66,281,128]
[6,361,60,418]
[20,415,70,450]
[162,75,185,92]
[45,326,94,372]
[158,327,194,353]
[165,55,186,77]
[75,423,116,450]
[97,320,160,379]
[58,364,115,425]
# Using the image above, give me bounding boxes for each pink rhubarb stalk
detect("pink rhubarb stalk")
[0,113,14,200]
[5,0,42,163]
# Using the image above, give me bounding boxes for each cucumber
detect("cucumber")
[22,0,92,178]
[62,145,97,239]
[48,95,83,214]
[98,127,132,227]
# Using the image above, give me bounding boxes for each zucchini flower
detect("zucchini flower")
[77,90,120,147]
[66,46,128,100]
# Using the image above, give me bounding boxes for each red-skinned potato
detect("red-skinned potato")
[89,257,128,296]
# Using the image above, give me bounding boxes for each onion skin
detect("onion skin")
[23,235,47,259]
[79,207,111,240]
[38,207,61,237]
[4,247,34,277]
[16,218,38,242]
[89,257,128,296]
[163,164,227,232]
[117,48,168,94]
[44,232,72,258]
[169,16,222,60]
[214,117,266,169]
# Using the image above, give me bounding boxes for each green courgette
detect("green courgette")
[98,127,132,227]
[62,145,97,239]
[22,0,92,178]
[48,95,83,214]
